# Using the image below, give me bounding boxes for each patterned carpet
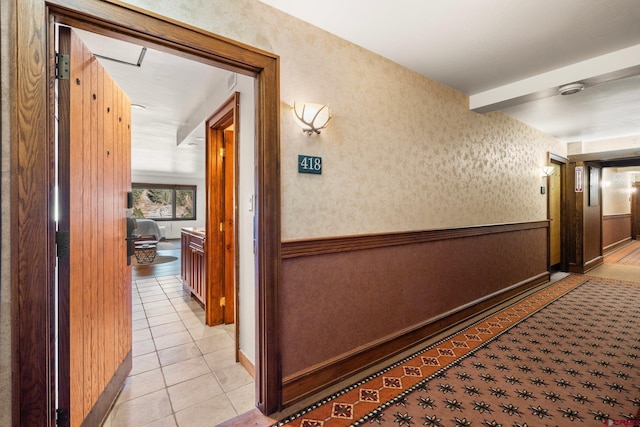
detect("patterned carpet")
[275,275,640,427]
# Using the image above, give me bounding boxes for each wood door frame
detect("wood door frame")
[205,92,239,329]
[546,153,568,272]
[632,181,639,239]
[11,1,282,424]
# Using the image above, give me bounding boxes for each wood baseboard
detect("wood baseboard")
[603,237,632,255]
[239,350,256,379]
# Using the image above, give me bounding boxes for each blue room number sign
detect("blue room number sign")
[298,155,322,174]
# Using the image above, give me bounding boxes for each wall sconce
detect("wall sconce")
[542,166,554,177]
[292,102,332,135]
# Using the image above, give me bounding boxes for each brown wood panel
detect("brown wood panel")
[282,221,549,258]
[80,37,93,416]
[182,230,206,305]
[282,273,549,406]
[205,126,224,326]
[96,58,106,402]
[67,28,85,425]
[567,162,605,273]
[224,129,236,325]
[117,80,133,367]
[59,27,132,427]
[57,24,72,427]
[205,93,240,327]
[102,70,116,389]
[602,214,632,252]
[279,222,549,406]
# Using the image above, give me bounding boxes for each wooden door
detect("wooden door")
[205,93,239,327]
[223,128,237,324]
[548,162,562,267]
[57,26,132,427]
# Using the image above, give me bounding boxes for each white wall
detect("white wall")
[234,76,256,364]
[569,135,640,154]
[602,168,633,215]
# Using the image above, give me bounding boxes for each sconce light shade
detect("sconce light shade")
[542,166,554,176]
[292,102,332,135]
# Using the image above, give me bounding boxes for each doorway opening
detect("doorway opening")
[56,24,256,425]
[547,153,566,272]
[14,2,281,423]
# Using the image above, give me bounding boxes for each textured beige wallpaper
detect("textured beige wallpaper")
[105,0,566,240]
[602,168,633,215]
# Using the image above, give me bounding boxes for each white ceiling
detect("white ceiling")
[73,1,640,179]
[260,0,640,143]
[74,28,233,178]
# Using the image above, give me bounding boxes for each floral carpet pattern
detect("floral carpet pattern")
[275,275,640,427]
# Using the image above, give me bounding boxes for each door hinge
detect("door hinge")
[220,297,226,307]
[56,408,70,427]
[56,53,70,80]
[56,230,70,258]
[219,147,225,158]
[219,222,224,232]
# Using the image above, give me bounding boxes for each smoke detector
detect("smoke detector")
[558,82,585,95]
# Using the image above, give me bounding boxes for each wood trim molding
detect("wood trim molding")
[282,221,549,259]
[281,272,549,406]
[603,237,632,254]
[239,350,256,379]
[14,0,282,423]
[584,255,604,272]
[13,1,56,425]
[602,213,632,220]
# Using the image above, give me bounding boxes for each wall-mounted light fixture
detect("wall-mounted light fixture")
[542,165,554,177]
[292,102,332,135]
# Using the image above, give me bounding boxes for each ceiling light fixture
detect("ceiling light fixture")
[558,82,585,96]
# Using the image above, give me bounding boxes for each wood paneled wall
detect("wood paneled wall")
[280,221,549,405]
[602,214,632,253]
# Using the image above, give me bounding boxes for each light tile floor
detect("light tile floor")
[103,275,255,427]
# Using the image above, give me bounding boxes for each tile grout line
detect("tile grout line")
[107,274,252,426]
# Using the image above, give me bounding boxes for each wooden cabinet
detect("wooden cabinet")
[181,228,206,305]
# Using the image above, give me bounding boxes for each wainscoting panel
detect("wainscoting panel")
[280,221,549,405]
[602,214,632,253]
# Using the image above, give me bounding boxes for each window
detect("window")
[131,183,196,221]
